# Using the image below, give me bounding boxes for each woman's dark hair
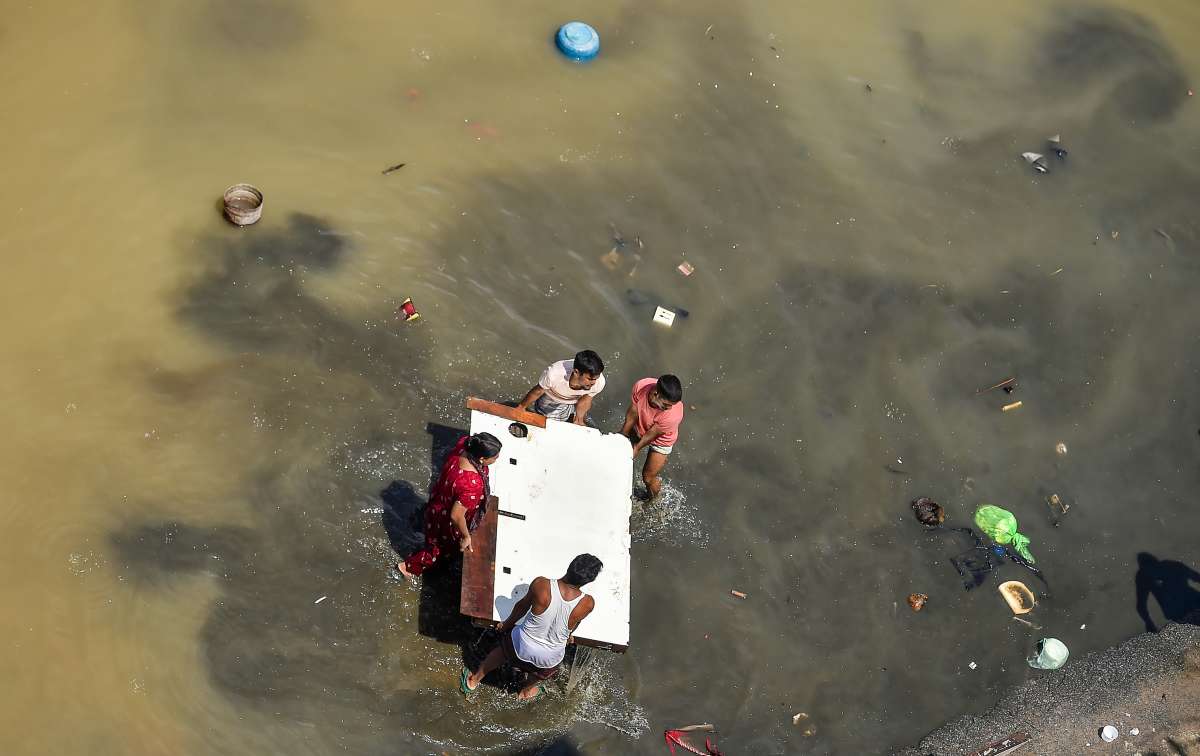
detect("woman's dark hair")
[656,374,683,403]
[573,349,604,377]
[463,432,502,463]
[564,553,604,587]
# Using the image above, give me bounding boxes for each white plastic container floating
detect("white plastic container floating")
[460,399,632,651]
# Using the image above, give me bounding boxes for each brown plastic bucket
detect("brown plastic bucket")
[223,184,263,226]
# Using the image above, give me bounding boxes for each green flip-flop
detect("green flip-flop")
[519,684,547,703]
[459,668,479,697]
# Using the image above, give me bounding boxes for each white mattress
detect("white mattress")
[469,409,633,648]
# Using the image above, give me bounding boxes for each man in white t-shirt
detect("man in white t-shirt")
[515,350,606,425]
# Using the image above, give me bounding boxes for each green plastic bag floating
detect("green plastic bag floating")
[974,505,1036,563]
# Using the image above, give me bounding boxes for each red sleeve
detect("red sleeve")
[452,471,485,507]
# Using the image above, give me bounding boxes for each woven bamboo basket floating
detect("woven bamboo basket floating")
[223,184,263,226]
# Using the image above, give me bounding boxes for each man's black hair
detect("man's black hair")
[573,349,604,377]
[564,553,604,587]
[656,374,683,403]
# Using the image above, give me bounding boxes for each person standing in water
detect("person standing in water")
[515,350,606,425]
[396,432,502,580]
[619,374,684,500]
[462,554,603,701]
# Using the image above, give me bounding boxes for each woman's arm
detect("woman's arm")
[450,501,472,552]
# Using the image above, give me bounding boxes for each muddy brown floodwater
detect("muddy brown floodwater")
[2,0,1200,754]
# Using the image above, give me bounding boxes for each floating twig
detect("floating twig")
[1154,228,1173,242]
[976,377,1016,395]
[1050,267,1064,277]
[1001,401,1023,412]
[381,163,406,175]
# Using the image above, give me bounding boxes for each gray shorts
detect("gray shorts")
[532,394,574,421]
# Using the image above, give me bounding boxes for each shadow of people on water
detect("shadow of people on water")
[503,736,586,756]
[380,421,482,648]
[1135,552,1200,632]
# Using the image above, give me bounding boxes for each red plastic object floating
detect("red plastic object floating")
[665,729,723,756]
[677,261,695,276]
[397,298,420,322]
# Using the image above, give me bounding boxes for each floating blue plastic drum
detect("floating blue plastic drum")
[556,21,600,61]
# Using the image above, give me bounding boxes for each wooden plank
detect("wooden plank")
[465,397,547,429]
[460,495,499,621]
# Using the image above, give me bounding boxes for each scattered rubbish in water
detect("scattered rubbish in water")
[998,580,1035,614]
[677,261,695,276]
[1080,624,1087,630]
[664,723,723,755]
[968,661,977,669]
[1001,401,1023,412]
[223,183,264,226]
[907,593,928,611]
[381,162,406,175]
[556,21,601,62]
[730,589,747,599]
[792,712,809,725]
[1154,228,1173,242]
[1046,493,1069,517]
[801,727,816,737]
[1047,134,1068,159]
[966,732,1031,756]
[976,376,1016,394]
[314,596,328,604]
[1100,725,1119,742]
[1028,637,1068,669]
[653,306,677,326]
[911,497,945,527]
[1055,442,1068,455]
[1050,267,1064,276]
[1130,728,1139,736]
[600,248,622,271]
[864,82,873,92]
[1021,152,1049,174]
[1011,616,1041,630]
[397,297,420,322]
[975,505,1035,563]
[1111,230,1120,240]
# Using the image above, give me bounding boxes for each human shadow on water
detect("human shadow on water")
[379,421,481,648]
[503,736,585,756]
[1135,552,1200,632]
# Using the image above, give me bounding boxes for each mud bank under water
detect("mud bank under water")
[896,623,1200,755]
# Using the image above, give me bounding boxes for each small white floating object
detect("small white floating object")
[314,596,328,604]
[1100,725,1118,742]
[1021,152,1049,173]
[652,306,676,326]
[1130,728,1140,736]
[968,661,977,669]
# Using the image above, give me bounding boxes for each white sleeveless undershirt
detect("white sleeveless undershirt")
[512,580,583,668]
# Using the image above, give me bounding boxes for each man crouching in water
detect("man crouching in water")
[461,554,603,701]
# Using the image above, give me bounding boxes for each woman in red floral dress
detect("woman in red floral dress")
[397,432,502,578]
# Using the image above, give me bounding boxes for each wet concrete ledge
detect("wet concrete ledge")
[894,623,1200,755]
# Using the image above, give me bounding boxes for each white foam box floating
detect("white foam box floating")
[652,306,676,326]
[461,399,633,651]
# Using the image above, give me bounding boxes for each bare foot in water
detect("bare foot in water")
[395,561,414,580]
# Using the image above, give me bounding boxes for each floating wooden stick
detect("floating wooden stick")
[381,162,406,175]
[1001,401,1023,412]
[976,377,1016,394]
[730,590,747,599]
